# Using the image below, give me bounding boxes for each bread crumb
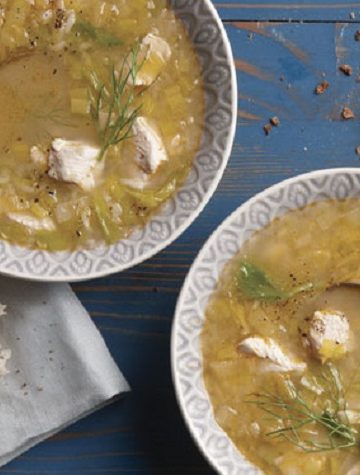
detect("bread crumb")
[270,116,280,126]
[339,64,353,76]
[263,124,272,135]
[342,107,355,119]
[315,81,330,95]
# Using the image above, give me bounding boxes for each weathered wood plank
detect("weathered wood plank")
[3,18,360,475]
[216,1,360,21]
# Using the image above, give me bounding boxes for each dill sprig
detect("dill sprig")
[89,43,144,160]
[247,366,358,452]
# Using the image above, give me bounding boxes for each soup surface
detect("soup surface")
[0,0,204,250]
[202,199,360,474]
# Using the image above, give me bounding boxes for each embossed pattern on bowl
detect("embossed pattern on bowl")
[172,169,360,475]
[0,0,237,282]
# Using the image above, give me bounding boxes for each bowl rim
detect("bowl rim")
[171,167,360,475]
[0,0,238,283]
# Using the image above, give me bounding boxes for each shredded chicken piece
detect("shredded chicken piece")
[238,336,306,372]
[30,146,47,165]
[135,33,172,87]
[48,139,103,191]
[306,310,350,362]
[133,117,167,174]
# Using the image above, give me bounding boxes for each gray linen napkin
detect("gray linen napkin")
[0,276,129,467]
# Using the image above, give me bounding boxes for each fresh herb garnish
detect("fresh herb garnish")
[89,44,143,160]
[74,20,122,47]
[247,366,358,452]
[237,261,313,301]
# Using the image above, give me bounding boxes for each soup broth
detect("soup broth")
[0,0,204,250]
[202,199,360,475]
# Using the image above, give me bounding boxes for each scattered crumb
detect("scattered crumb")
[355,146,360,155]
[339,64,353,76]
[279,75,285,82]
[264,117,280,134]
[37,386,44,392]
[0,304,7,317]
[270,116,280,126]
[263,124,272,135]
[315,81,330,95]
[342,107,355,119]
[355,30,360,41]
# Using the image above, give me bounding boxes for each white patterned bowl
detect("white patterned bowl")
[172,168,360,475]
[0,0,237,282]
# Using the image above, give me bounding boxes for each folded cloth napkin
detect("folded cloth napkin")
[0,276,129,467]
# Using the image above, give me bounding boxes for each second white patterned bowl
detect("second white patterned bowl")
[171,169,360,475]
[0,0,237,282]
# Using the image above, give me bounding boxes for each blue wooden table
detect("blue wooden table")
[3,1,360,473]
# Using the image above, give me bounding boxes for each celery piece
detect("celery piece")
[93,194,119,243]
[71,97,90,115]
[70,88,90,115]
[70,88,88,99]
[35,230,70,252]
[74,20,122,47]
[30,203,48,219]
[109,181,127,202]
[126,180,177,208]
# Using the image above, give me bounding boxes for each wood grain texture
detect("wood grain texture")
[3,7,360,475]
[216,0,360,21]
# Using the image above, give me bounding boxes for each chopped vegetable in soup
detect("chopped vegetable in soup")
[0,0,204,250]
[202,199,360,475]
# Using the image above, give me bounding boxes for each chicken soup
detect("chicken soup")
[0,0,204,250]
[202,199,360,475]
